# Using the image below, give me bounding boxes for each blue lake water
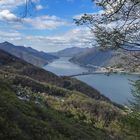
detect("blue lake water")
[44,57,139,105]
[44,57,88,76]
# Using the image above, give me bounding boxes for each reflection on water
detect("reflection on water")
[44,57,139,105]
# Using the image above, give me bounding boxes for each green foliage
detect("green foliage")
[120,111,140,139]
[75,0,140,51]
[130,80,140,111]
[0,80,111,140]
[118,79,140,139]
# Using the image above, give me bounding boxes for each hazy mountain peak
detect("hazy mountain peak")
[0,41,58,67]
[51,47,90,57]
[2,41,14,46]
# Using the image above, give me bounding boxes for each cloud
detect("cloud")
[0,27,95,52]
[0,1,69,30]
[0,0,24,10]
[0,1,95,51]
[0,30,23,42]
[0,0,42,10]
[0,10,18,21]
[0,11,70,30]
[0,30,21,37]
[24,15,70,30]
[36,5,44,10]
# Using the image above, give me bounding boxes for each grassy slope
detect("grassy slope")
[0,78,111,140]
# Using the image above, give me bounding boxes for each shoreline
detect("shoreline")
[68,71,140,78]
[115,71,140,75]
[69,60,140,76]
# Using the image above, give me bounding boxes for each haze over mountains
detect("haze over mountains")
[0,42,58,67]
[1,41,140,72]
[51,47,90,57]
[50,46,140,72]
[70,47,113,66]
[70,47,140,72]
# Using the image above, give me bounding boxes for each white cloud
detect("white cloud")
[0,26,95,52]
[0,10,18,21]
[24,15,70,30]
[0,1,95,51]
[0,10,70,30]
[0,1,69,30]
[36,5,44,10]
[0,30,21,37]
[0,0,24,10]
[0,27,95,52]
[0,0,42,10]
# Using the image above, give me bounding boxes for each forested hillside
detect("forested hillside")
[0,42,58,67]
[70,47,140,72]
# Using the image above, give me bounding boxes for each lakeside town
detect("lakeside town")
[68,64,140,77]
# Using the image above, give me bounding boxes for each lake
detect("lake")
[44,57,139,106]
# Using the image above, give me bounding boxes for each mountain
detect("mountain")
[70,47,140,72]
[70,47,113,66]
[0,49,130,140]
[51,47,90,57]
[0,41,58,67]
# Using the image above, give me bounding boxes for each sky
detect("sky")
[0,0,100,52]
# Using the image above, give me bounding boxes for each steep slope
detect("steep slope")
[51,47,90,57]
[0,49,126,139]
[0,41,58,67]
[0,80,111,140]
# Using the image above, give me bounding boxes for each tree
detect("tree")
[120,80,140,139]
[75,1,140,138]
[22,0,37,18]
[75,0,140,52]
[130,79,140,111]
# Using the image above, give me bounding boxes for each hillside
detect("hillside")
[0,42,58,67]
[0,49,110,101]
[51,47,90,57]
[70,47,140,72]
[0,49,133,140]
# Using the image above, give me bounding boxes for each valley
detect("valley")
[44,57,139,105]
[0,44,139,139]
[0,0,140,139]
[0,49,125,139]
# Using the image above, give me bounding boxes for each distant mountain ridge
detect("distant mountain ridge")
[70,47,140,72]
[51,47,90,57]
[0,41,58,67]
[70,47,114,66]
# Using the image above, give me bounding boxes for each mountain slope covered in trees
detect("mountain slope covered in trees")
[0,42,58,67]
[70,47,140,72]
